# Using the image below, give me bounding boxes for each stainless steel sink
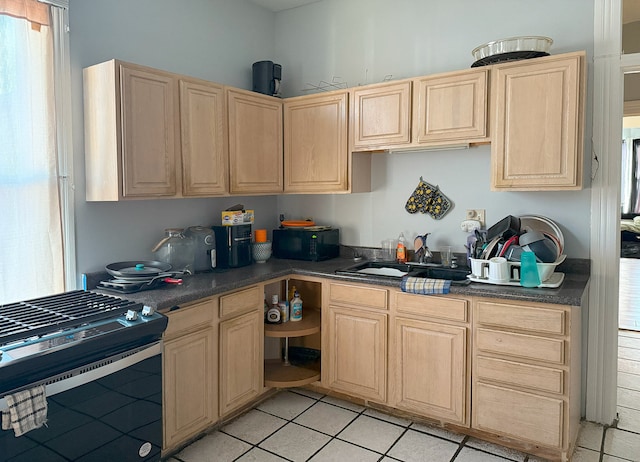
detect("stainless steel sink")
[335,260,471,284]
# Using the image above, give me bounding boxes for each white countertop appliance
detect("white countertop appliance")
[185,226,217,272]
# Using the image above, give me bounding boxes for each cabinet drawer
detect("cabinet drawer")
[329,283,387,310]
[475,300,565,335]
[476,356,564,394]
[395,292,467,322]
[476,328,565,364]
[219,285,261,319]
[473,382,563,448]
[164,298,216,339]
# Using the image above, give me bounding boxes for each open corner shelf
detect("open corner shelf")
[264,309,321,338]
[264,308,321,388]
[264,359,320,388]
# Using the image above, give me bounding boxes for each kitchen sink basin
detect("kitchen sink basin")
[410,266,471,282]
[335,261,471,284]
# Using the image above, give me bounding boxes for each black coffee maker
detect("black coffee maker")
[213,225,252,268]
[252,60,281,97]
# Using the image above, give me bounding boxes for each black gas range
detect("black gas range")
[0,290,167,461]
[0,290,167,395]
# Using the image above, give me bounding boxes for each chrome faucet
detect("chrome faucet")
[417,233,433,264]
[342,245,363,262]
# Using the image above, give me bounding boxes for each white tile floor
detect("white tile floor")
[165,386,640,462]
[165,330,640,462]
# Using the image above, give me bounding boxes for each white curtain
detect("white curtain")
[0,3,65,303]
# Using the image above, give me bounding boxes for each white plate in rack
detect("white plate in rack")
[519,215,565,256]
[467,272,565,288]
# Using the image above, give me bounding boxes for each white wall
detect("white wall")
[274,0,594,258]
[69,0,280,279]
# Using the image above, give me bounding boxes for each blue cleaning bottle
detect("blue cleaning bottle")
[520,251,541,288]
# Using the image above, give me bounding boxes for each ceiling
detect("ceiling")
[249,0,321,12]
[253,0,640,22]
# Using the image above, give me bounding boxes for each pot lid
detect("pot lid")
[106,260,172,278]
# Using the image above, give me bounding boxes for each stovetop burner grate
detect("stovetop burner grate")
[0,290,142,346]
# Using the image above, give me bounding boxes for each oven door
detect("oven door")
[0,342,162,462]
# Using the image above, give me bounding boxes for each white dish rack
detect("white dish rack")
[467,272,565,288]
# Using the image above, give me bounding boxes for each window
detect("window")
[0,0,73,304]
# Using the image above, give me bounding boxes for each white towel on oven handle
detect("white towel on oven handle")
[1,385,48,436]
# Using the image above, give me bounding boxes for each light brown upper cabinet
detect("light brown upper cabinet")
[84,60,227,200]
[351,69,488,152]
[180,78,227,196]
[284,90,350,193]
[491,51,585,191]
[351,80,413,151]
[227,88,283,194]
[412,68,489,145]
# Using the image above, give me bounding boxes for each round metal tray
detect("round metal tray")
[471,51,549,67]
[471,36,553,67]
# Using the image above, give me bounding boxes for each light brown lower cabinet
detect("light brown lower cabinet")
[474,381,564,448]
[163,299,218,453]
[219,307,264,417]
[393,317,467,425]
[160,277,583,462]
[472,298,582,461]
[326,306,387,402]
[390,292,470,426]
[324,282,389,403]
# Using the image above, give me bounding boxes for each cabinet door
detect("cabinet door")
[284,91,348,192]
[121,64,178,197]
[219,309,263,416]
[327,306,387,402]
[163,328,217,451]
[227,88,283,194]
[352,81,412,150]
[180,79,227,196]
[394,317,467,425]
[491,52,584,190]
[412,69,488,144]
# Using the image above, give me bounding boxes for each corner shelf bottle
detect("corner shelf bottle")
[263,280,321,388]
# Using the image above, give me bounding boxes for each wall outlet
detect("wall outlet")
[466,209,485,227]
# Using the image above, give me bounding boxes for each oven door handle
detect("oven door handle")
[0,341,162,412]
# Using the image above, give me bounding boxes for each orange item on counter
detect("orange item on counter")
[281,220,315,227]
[255,229,267,243]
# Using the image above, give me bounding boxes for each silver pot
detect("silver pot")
[185,226,217,272]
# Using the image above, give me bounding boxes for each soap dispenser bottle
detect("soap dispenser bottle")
[396,232,407,263]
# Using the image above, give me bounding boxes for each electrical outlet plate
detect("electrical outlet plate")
[466,209,485,227]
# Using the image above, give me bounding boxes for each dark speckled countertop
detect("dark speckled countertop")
[86,256,590,311]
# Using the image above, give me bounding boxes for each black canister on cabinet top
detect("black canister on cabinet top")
[252,60,282,97]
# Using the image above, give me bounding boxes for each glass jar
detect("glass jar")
[152,228,195,275]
